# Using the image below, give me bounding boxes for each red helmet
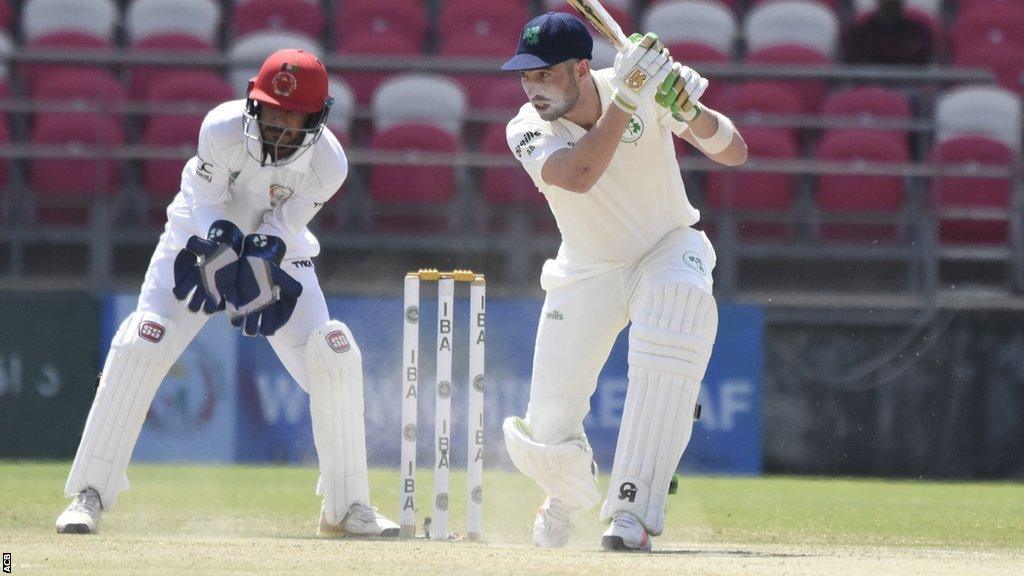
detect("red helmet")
[248,49,329,114]
[243,49,334,166]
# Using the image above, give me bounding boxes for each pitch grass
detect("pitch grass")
[1,462,1021,575]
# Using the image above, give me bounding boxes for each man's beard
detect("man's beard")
[535,83,581,121]
[260,127,302,161]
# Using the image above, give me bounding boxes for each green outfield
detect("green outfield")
[1,462,1021,575]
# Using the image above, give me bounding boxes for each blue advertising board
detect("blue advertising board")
[104,293,763,474]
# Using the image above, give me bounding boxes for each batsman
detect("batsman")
[55,49,399,537]
[500,13,747,551]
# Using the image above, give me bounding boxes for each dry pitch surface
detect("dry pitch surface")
[1,463,1021,575]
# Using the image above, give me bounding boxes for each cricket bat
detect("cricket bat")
[565,0,696,116]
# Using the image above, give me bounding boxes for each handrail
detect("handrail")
[0,144,1012,179]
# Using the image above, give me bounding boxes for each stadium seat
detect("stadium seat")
[128,34,218,99]
[335,0,429,49]
[326,75,356,140]
[23,31,112,95]
[22,0,117,42]
[640,0,737,57]
[821,86,912,142]
[372,74,467,135]
[727,82,803,140]
[745,0,839,59]
[746,45,831,113]
[369,124,459,232]
[30,113,123,225]
[481,123,544,207]
[816,130,909,242]
[748,0,838,7]
[229,31,323,96]
[232,0,324,40]
[481,77,527,115]
[439,1,528,48]
[440,35,511,108]
[147,71,234,107]
[954,45,1024,98]
[544,0,635,39]
[125,0,221,44]
[952,4,1024,54]
[142,114,203,205]
[335,34,421,104]
[930,136,1015,245]
[32,69,126,113]
[935,85,1022,150]
[145,71,234,131]
[852,0,942,18]
[0,1,10,31]
[706,127,799,241]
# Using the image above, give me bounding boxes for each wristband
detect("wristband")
[611,89,638,114]
[691,112,735,155]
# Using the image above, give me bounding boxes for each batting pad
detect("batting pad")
[503,416,602,511]
[601,283,718,535]
[305,321,371,525]
[65,311,180,509]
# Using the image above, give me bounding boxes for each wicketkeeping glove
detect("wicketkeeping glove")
[611,32,673,114]
[172,220,244,314]
[654,61,708,122]
[218,233,303,337]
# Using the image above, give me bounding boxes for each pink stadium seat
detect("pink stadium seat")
[951,4,1024,54]
[143,115,203,221]
[816,130,909,242]
[370,124,459,232]
[23,31,112,94]
[954,45,1024,97]
[481,123,543,207]
[232,0,324,39]
[336,34,421,104]
[335,0,429,49]
[31,68,125,104]
[481,77,527,115]
[146,71,234,108]
[726,82,803,140]
[706,127,798,241]
[440,35,511,108]
[129,34,217,99]
[30,113,123,225]
[548,5,635,39]
[931,136,1016,245]
[747,45,831,113]
[439,1,528,47]
[0,1,11,30]
[821,86,912,141]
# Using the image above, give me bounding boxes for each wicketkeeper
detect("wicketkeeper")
[500,13,747,551]
[56,49,399,537]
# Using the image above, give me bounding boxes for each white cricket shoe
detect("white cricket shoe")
[56,487,103,534]
[318,503,400,538]
[601,513,652,552]
[533,497,576,548]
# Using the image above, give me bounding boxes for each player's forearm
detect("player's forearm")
[541,104,632,193]
[687,107,747,167]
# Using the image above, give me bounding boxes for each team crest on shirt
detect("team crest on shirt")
[268,184,294,208]
[620,115,644,144]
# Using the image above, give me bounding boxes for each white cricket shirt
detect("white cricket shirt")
[165,99,347,259]
[506,68,700,269]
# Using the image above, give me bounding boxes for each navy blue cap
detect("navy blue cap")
[502,12,593,71]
